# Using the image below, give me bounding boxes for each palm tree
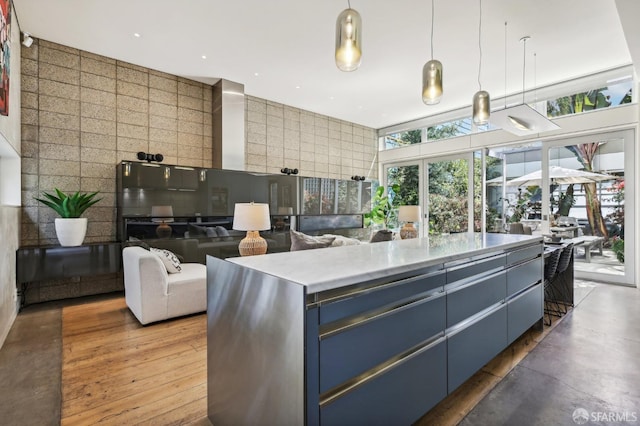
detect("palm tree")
[567,143,609,241]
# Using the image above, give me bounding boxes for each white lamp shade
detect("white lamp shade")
[398,205,421,223]
[151,205,174,223]
[233,203,271,231]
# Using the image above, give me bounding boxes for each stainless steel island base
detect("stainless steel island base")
[207,232,543,426]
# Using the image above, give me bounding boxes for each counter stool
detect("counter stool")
[543,247,563,326]
[547,243,574,319]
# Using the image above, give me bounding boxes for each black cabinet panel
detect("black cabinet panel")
[320,293,445,393]
[508,283,543,344]
[507,257,542,296]
[16,243,122,284]
[320,338,447,426]
[319,270,445,325]
[447,305,507,392]
[446,271,506,327]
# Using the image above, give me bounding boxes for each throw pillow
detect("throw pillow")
[370,229,393,243]
[188,223,208,237]
[206,227,218,238]
[323,234,362,247]
[290,229,336,251]
[150,247,182,273]
[216,226,230,237]
[126,237,151,251]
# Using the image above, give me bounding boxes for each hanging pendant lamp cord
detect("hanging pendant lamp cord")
[534,52,538,103]
[430,0,434,59]
[347,0,351,9]
[504,21,507,109]
[477,0,482,90]
[522,37,527,105]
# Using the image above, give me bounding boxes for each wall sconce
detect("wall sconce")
[137,152,164,163]
[281,167,299,175]
[351,175,365,181]
[22,32,34,48]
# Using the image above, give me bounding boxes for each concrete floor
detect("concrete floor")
[1,284,638,425]
[461,283,640,425]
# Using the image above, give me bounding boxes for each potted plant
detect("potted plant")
[364,184,401,241]
[35,189,102,246]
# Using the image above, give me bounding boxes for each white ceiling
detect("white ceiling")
[13,0,633,130]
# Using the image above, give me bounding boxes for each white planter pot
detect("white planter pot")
[55,218,88,247]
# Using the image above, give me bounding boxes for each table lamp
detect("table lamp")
[233,203,271,256]
[398,205,421,239]
[151,205,174,238]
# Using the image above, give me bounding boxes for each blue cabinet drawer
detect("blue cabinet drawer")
[508,283,543,344]
[320,337,447,426]
[319,292,445,393]
[506,244,542,266]
[446,271,506,327]
[446,254,505,284]
[507,257,542,296]
[319,270,445,325]
[447,304,507,392]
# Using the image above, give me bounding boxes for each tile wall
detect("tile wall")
[19,38,379,303]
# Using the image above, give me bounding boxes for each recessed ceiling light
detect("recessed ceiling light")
[329,96,334,100]
[201,55,207,59]
[133,33,141,38]
[254,72,259,76]
[358,105,363,110]
[295,86,301,89]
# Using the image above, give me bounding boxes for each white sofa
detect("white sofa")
[122,246,207,325]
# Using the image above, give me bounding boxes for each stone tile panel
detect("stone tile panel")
[81,57,117,78]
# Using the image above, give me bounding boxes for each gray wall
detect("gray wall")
[0,2,22,347]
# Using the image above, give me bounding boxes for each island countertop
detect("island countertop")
[227,232,542,294]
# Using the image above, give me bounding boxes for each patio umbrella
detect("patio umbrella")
[505,166,615,187]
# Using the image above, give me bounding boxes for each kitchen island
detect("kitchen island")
[206,232,543,426]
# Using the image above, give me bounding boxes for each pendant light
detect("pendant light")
[490,30,560,136]
[422,0,443,105]
[472,0,490,125]
[335,1,362,72]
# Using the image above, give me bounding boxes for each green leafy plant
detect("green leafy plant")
[611,237,624,263]
[364,184,401,228]
[35,189,102,218]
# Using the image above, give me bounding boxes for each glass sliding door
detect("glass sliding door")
[484,149,506,233]
[424,154,473,235]
[546,130,634,285]
[383,163,421,232]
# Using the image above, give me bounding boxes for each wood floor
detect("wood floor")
[59,296,563,425]
[61,298,208,425]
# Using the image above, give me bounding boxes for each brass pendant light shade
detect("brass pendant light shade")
[335,7,362,72]
[422,60,443,105]
[422,0,442,105]
[472,90,490,125]
[472,0,490,125]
